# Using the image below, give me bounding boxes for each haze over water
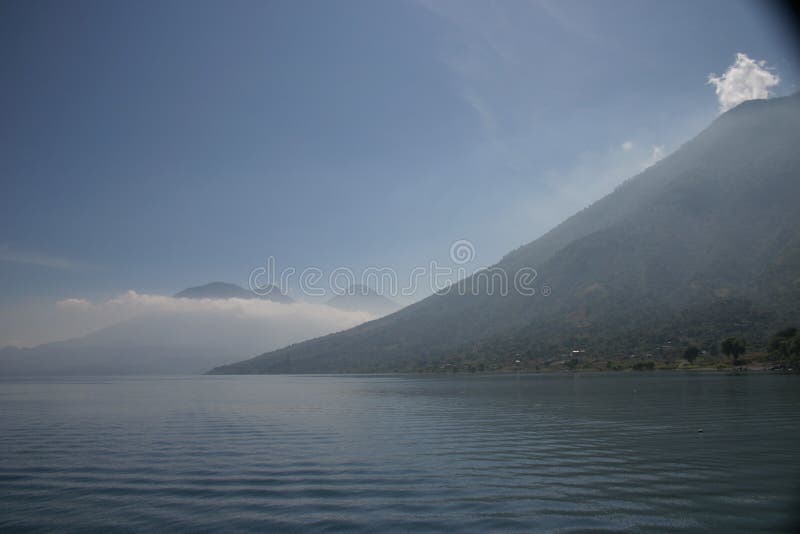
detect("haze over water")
[1,373,797,531]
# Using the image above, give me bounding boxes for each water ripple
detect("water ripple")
[1,373,799,531]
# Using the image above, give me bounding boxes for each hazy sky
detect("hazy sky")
[1,0,798,320]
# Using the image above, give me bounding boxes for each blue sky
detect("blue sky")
[1,0,798,315]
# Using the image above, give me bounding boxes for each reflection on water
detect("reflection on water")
[1,372,798,531]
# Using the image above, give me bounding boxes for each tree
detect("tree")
[683,345,700,363]
[768,327,800,366]
[768,327,798,358]
[721,337,746,365]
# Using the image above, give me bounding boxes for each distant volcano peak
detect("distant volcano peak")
[175,281,292,303]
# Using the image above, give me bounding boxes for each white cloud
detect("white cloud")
[460,88,498,139]
[419,1,512,143]
[0,244,96,271]
[642,145,665,170]
[56,298,92,309]
[621,141,633,151]
[708,53,780,113]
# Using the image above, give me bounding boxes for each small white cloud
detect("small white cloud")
[621,141,633,151]
[461,89,498,137]
[651,145,664,160]
[708,53,780,113]
[56,298,92,309]
[642,145,665,170]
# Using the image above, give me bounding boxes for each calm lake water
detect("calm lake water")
[1,372,798,532]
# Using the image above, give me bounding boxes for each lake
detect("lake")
[1,372,798,531]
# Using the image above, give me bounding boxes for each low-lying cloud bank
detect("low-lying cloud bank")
[0,292,378,375]
[4,292,375,350]
[56,291,374,331]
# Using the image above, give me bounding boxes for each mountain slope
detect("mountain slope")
[0,314,268,375]
[211,94,800,374]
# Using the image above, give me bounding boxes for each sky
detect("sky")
[1,0,798,347]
